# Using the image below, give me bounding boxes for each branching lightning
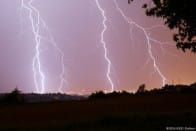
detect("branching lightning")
[114,0,167,86]
[21,0,67,93]
[19,0,168,93]
[95,0,114,92]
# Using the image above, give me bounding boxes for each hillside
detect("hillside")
[0,89,196,130]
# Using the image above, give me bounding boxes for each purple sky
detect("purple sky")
[0,0,195,94]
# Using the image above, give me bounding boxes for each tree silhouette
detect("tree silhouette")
[4,87,25,104]
[89,91,106,99]
[129,0,196,52]
[136,84,146,93]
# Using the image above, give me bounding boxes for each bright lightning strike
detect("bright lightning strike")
[95,0,114,92]
[114,0,167,86]
[21,0,67,93]
[21,0,45,93]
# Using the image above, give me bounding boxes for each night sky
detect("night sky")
[0,0,195,94]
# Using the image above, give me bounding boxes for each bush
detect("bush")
[3,88,25,104]
[136,84,146,94]
[89,91,106,99]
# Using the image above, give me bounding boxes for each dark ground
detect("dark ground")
[0,93,196,131]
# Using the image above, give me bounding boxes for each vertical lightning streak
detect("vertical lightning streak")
[29,0,46,93]
[21,0,45,93]
[114,0,167,86]
[95,0,114,92]
[21,0,67,93]
[44,29,67,93]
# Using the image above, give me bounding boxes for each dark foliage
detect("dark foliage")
[147,0,196,52]
[3,88,25,104]
[130,0,196,52]
[89,90,132,99]
[147,83,196,94]
[89,82,196,99]
[136,84,146,94]
[89,91,107,99]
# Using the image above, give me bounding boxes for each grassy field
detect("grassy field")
[0,93,196,131]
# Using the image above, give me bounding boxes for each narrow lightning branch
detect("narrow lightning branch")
[114,0,167,86]
[44,28,68,93]
[95,0,114,92]
[21,0,45,93]
[21,0,67,93]
[37,16,68,93]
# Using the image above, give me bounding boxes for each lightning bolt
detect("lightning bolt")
[21,0,67,93]
[95,0,114,92]
[114,0,167,86]
[43,25,68,93]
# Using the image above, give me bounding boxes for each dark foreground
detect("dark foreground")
[0,93,196,131]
